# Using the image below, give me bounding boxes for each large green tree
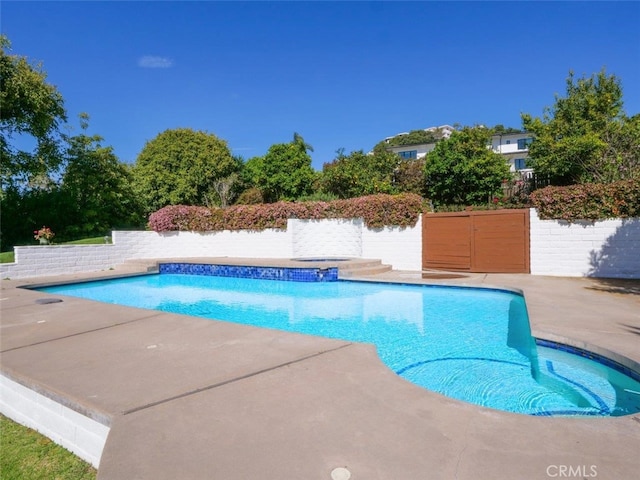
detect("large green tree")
[321,148,400,199]
[133,128,238,213]
[61,114,144,238]
[423,127,510,205]
[1,116,145,249]
[251,133,317,202]
[0,35,66,190]
[522,69,638,184]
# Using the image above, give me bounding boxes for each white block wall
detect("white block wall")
[290,218,363,258]
[362,216,422,271]
[0,219,424,279]
[0,244,124,279]
[0,374,110,468]
[111,228,293,260]
[2,212,638,279]
[530,209,640,278]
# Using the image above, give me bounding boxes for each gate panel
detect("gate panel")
[422,214,471,271]
[422,209,530,273]
[472,210,529,273]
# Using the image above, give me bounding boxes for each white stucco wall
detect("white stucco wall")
[529,209,640,278]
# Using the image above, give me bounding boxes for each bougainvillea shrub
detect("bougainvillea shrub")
[148,194,425,232]
[530,179,639,221]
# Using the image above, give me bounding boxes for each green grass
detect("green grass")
[1,237,111,263]
[63,236,111,245]
[0,414,97,480]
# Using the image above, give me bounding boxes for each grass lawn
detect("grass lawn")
[0,236,111,264]
[0,414,97,480]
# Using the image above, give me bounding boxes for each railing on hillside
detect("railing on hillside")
[500,172,552,202]
[524,172,552,191]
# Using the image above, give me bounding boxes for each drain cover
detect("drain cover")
[35,298,63,304]
[330,467,351,480]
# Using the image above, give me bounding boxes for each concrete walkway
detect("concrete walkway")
[1,261,639,480]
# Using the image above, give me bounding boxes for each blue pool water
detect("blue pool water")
[38,273,640,417]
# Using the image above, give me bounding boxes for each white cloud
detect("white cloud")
[138,56,174,68]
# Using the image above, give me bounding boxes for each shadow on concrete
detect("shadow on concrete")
[588,219,639,286]
[619,324,640,336]
[586,278,640,296]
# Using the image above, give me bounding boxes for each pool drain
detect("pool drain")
[330,467,351,480]
[35,298,63,304]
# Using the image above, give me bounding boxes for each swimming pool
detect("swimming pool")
[37,270,640,417]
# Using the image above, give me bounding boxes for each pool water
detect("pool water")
[38,273,640,417]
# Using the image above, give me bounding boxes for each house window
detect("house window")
[514,158,528,170]
[517,138,533,150]
[398,150,417,159]
[505,140,511,144]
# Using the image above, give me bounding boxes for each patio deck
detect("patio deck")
[1,259,639,480]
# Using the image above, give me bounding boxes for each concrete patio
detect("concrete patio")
[1,260,639,480]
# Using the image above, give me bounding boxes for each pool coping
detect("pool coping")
[1,259,639,479]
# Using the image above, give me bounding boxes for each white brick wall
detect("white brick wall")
[290,218,363,258]
[0,220,423,279]
[0,374,110,468]
[2,213,638,279]
[1,244,124,279]
[112,229,293,259]
[529,209,640,278]
[362,216,422,271]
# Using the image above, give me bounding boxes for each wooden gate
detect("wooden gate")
[422,209,530,273]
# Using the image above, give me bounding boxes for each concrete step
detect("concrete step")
[118,259,159,273]
[338,260,392,278]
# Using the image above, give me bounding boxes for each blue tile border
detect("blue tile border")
[158,263,338,282]
[535,338,640,383]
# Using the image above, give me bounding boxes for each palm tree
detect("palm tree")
[292,132,313,153]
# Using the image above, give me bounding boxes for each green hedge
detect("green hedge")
[148,193,425,232]
[530,179,639,221]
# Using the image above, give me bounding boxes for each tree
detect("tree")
[61,114,144,238]
[423,127,510,205]
[321,148,400,199]
[252,134,317,202]
[132,128,238,214]
[491,124,522,134]
[522,69,638,184]
[0,115,144,249]
[394,158,426,196]
[292,131,313,153]
[598,114,640,182]
[0,35,66,191]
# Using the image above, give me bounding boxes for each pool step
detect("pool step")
[338,260,392,278]
[118,259,159,273]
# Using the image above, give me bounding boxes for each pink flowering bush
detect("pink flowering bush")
[148,205,220,231]
[530,179,639,221]
[148,194,425,232]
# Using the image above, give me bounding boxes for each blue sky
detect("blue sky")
[3,1,639,170]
